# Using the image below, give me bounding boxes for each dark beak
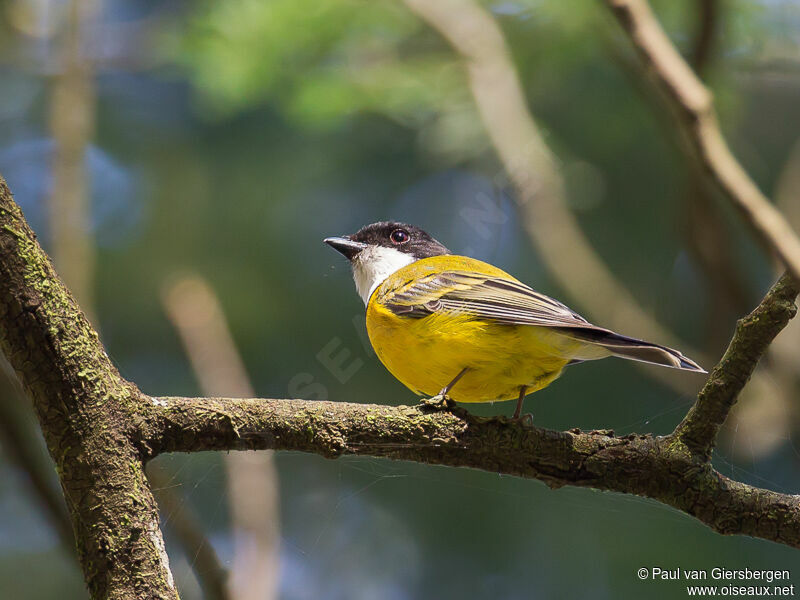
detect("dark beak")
[324,236,367,260]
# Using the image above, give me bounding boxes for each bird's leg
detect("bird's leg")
[422,367,469,409]
[512,386,529,421]
[439,367,468,397]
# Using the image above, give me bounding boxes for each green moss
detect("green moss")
[662,434,689,457]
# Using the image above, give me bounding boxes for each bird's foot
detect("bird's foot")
[419,394,457,411]
[510,412,534,428]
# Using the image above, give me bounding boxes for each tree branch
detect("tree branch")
[674,273,800,458]
[603,0,800,281]
[135,394,800,548]
[133,269,800,547]
[601,0,800,459]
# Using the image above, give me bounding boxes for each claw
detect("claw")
[419,394,456,411]
[517,413,534,428]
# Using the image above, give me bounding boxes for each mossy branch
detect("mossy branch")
[133,394,800,547]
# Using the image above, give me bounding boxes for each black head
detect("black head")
[324,221,450,261]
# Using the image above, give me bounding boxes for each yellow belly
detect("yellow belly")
[366,300,579,403]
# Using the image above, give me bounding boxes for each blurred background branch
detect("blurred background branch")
[0,357,74,551]
[48,0,97,324]
[681,0,751,349]
[147,463,231,600]
[162,275,281,600]
[405,0,800,460]
[0,0,98,574]
[751,138,800,448]
[603,0,800,281]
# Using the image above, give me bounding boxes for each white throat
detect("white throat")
[352,245,416,305]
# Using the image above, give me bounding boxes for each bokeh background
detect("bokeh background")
[1,0,800,598]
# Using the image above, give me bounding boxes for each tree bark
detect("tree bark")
[133,389,800,547]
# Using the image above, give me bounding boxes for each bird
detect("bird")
[324,221,705,419]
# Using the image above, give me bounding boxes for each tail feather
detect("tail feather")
[558,328,706,373]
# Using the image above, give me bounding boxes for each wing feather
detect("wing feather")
[379,268,706,372]
[382,271,590,328]
[379,270,705,373]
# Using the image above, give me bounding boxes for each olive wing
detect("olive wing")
[379,270,705,372]
[382,271,592,328]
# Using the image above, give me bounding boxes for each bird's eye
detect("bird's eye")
[390,229,410,244]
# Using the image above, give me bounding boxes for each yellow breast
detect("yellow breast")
[365,256,573,403]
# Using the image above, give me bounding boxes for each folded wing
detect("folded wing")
[384,271,589,325]
[382,271,705,373]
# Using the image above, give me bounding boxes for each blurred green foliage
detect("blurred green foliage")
[172,0,456,122]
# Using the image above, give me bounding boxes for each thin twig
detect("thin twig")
[603,0,800,458]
